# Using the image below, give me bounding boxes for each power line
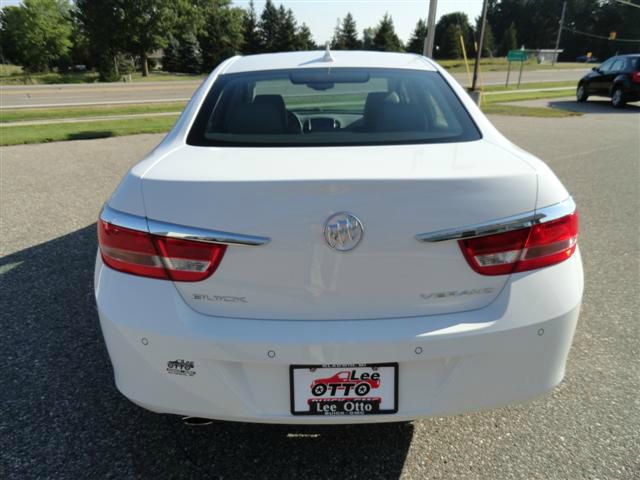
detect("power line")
[562,26,640,43]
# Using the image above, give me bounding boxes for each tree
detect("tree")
[259,0,280,52]
[362,27,376,50]
[198,1,244,71]
[441,24,463,59]
[116,0,177,76]
[162,35,180,72]
[177,34,202,73]
[0,0,73,72]
[475,18,495,58]
[273,5,298,51]
[332,13,360,50]
[330,18,342,49]
[499,23,518,56]
[371,14,403,52]
[295,23,316,50]
[76,0,126,80]
[434,12,473,59]
[406,19,428,54]
[242,0,262,54]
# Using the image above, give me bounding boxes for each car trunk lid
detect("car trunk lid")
[140,141,537,320]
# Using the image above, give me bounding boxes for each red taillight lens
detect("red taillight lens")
[458,211,579,275]
[98,220,226,282]
[632,71,640,84]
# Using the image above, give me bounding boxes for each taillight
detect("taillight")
[459,211,578,275]
[98,220,226,281]
[632,71,640,84]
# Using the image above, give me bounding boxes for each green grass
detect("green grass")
[482,80,577,92]
[479,82,578,117]
[0,64,204,85]
[440,58,590,73]
[1,102,186,123]
[0,114,178,146]
[483,89,575,104]
[481,104,580,117]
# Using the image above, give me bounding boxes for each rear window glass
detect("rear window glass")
[187,68,481,147]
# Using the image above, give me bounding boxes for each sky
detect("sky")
[234,1,483,44]
[0,0,483,45]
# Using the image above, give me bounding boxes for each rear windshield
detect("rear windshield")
[187,68,481,147]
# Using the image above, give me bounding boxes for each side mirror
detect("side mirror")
[592,67,599,72]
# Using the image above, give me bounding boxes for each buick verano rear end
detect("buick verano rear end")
[95,51,583,423]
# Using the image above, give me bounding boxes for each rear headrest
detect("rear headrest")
[227,102,287,134]
[254,94,287,112]
[375,103,428,132]
[363,91,400,129]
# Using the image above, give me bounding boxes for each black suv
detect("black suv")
[576,54,640,108]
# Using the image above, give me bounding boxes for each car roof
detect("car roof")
[223,50,438,75]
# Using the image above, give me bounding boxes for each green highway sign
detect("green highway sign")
[507,50,527,62]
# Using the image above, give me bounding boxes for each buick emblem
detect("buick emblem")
[324,212,364,252]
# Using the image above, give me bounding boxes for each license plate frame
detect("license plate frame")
[289,363,398,416]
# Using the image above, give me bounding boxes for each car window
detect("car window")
[599,58,615,72]
[610,59,625,72]
[187,68,482,147]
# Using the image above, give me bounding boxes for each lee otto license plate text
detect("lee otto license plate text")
[290,363,398,416]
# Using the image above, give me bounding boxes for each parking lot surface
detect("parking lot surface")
[1,106,638,479]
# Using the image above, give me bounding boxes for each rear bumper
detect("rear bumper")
[95,250,583,424]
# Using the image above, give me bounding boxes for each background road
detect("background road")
[0,68,589,108]
[1,103,638,479]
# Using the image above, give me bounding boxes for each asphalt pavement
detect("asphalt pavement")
[1,103,638,479]
[0,68,589,108]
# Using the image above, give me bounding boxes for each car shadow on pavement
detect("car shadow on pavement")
[67,130,116,141]
[549,99,640,114]
[0,225,413,480]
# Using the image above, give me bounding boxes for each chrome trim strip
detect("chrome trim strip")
[147,219,270,246]
[415,197,576,243]
[100,204,149,232]
[100,204,270,246]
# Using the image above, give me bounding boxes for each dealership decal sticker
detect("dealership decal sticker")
[167,359,196,376]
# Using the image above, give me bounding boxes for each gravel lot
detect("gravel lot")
[1,103,638,479]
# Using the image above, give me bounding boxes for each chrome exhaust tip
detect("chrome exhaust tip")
[182,416,214,427]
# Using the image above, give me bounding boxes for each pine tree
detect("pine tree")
[362,27,376,50]
[371,14,403,52]
[406,19,428,54]
[259,0,279,52]
[274,6,298,51]
[330,18,342,48]
[340,13,360,49]
[177,33,202,73]
[198,2,244,71]
[478,20,495,57]
[242,0,262,54]
[499,23,517,56]
[441,24,463,59]
[162,35,180,72]
[295,23,316,50]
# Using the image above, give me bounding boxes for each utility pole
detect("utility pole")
[471,0,489,92]
[423,0,438,57]
[552,1,567,66]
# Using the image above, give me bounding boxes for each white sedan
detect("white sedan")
[95,50,582,424]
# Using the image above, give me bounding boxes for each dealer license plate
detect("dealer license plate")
[290,363,398,416]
